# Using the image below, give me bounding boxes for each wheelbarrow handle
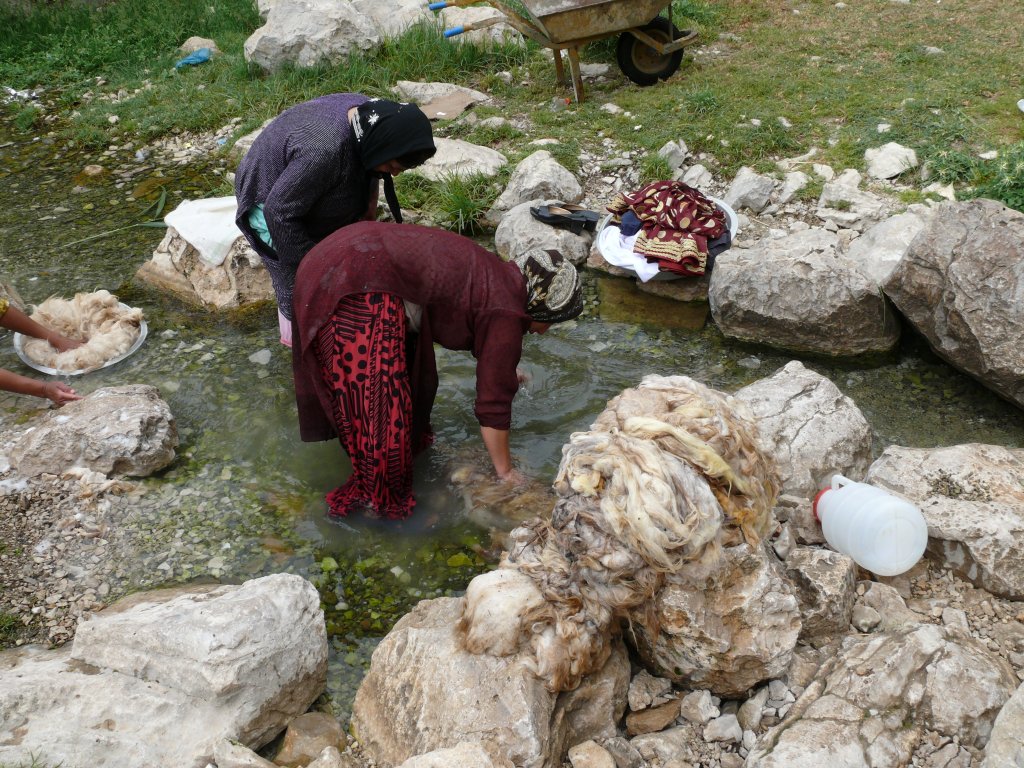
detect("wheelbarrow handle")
[427,0,479,9]
[443,15,500,37]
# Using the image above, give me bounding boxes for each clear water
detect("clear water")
[2,119,1023,719]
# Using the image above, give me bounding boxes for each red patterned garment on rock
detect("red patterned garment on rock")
[315,292,416,520]
[607,180,726,276]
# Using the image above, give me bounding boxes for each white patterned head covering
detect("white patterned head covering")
[511,248,583,324]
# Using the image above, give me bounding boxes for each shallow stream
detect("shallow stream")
[2,117,1023,719]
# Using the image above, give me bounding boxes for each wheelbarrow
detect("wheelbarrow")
[427,0,699,102]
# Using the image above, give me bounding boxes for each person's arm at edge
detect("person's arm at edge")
[0,369,81,406]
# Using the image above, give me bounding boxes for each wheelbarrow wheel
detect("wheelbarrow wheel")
[616,16,685,87]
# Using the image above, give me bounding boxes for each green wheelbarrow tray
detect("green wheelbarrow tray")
[433,0,699,101]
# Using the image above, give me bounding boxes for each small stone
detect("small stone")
[568,740,616,768]
[249,349,273,365]
[626,699,680,736]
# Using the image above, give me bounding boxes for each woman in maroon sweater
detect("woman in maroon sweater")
[292,221,583,520]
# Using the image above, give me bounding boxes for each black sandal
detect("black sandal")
[529,204,598,235]
[558,204,600,230]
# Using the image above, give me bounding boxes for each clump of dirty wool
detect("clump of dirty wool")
[23,290,144,373]
[459,374,779,692]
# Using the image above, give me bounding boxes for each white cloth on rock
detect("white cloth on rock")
[164,196,240,267]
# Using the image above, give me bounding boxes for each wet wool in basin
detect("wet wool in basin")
[23,290,144,372]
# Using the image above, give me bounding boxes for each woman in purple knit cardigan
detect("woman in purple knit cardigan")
[234,95,435,346]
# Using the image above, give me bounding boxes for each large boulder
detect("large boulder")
[414,137,507,182]
[844,208,932,287]
[982,681,1024,768]
[883,198,1024,410]
[628,543,802,698]
[709,229,900,356]
[734,361,874,498]
[865,443,1024,599]
[350,0,429,36]
[0,575,327,768]
[8,385,177,478]
[486,150,582,225]
[136,227,274,310]
[244,0,378,72]
[746,624,1017,767]
[495,200,594,266]
[351,597,629,768]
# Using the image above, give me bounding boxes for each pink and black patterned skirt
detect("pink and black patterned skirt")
[315,292,415,520]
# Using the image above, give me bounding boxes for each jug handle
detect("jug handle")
[831,474,854,490]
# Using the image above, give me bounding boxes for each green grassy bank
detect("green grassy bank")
[1,0,1022,214]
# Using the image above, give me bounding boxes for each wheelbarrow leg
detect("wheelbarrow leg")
[553,48,567,86]
[566,46,585,103]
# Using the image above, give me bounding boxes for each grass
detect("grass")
[0,0,1021,211]
[0,756,60,768]
[0,612,21,645]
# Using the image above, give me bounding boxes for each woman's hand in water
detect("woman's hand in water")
[516,367,532,387]
[497,467,529,486]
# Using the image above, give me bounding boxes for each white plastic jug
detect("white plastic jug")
[813,475,928,577]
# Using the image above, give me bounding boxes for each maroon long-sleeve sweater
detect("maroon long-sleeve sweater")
[292,221,531,443]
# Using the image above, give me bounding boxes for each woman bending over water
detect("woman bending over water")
[291,221,583,520]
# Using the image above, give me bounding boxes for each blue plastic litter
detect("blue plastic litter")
[174,48,212,69]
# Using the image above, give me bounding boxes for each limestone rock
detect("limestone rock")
[414,137,507,182]
[776,170,809,205]
[982,681,1024,768]
[213,740,279,768]
[273,712,346,767]
[784,547,857,643]
[0,575,327,768]
[136,227,274,310]
[495,200,593,266]
[627,670,673,711]
[735,361,874,498]
[392,80,490,108]
[816,169,893,231]
[180,36,220,55]
[396,741,514,768]
[709,230,900,356]
[567,740,616,768]
[9,385,177,478]
[866,443,1024,598]
[865,142,919,180]
[244,0,378,72]
[883,199,1024,409]
[746,624,1017,767]
[629,543,802,697]
[723,167,777,213]
[843,208,932,287]
[350,0,430,37]
[486,150,582,224]
[625,700,680,736]
[350,597,629,768]
[854,581,922,632]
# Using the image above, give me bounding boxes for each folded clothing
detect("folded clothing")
[607,180,726,277]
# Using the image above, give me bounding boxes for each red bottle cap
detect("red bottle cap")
[812,487,830,522]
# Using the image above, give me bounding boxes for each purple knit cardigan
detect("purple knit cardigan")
[234,93,371,320]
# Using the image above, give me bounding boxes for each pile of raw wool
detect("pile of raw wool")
[459,375,779,692]
[23,290,144,372]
